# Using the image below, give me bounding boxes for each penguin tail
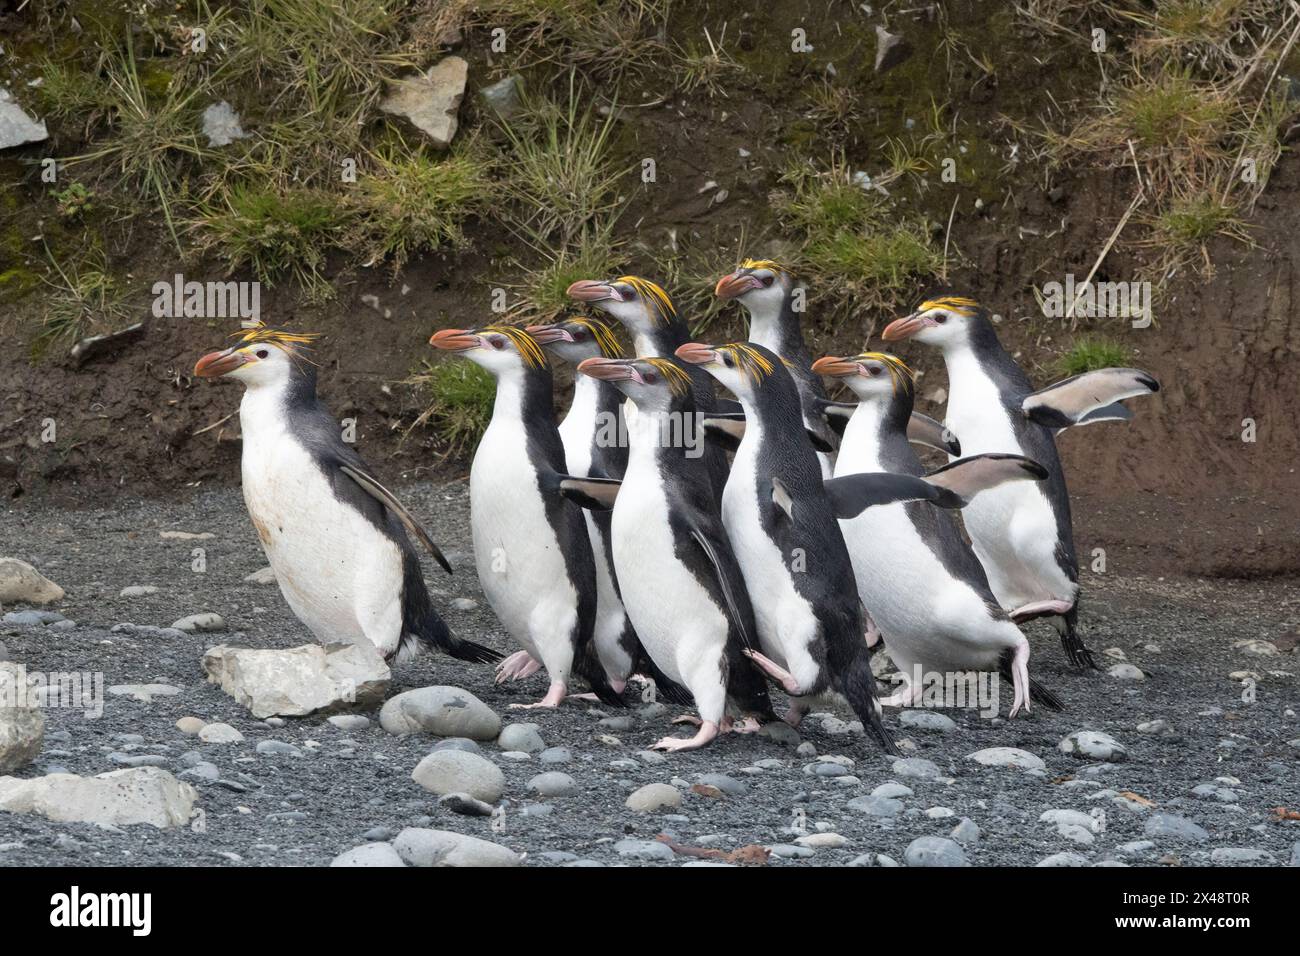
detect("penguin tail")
[837,646,900,757]
[400,556,502,664]
[998,649,1065,711]
[1053,603,1098,670]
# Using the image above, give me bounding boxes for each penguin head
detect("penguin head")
[576,356,690,412]
[675,341,784,405]
[429,325,548,377]
[812,351,915,406]
[194,324,318,390]
[882,296,982,350]
[714,259,792,325]
[566,275,676,340]
[525,316,623,366]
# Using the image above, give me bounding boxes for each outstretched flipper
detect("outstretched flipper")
[338,463,453,574]
[921,453,1048,506]
[906,412,962,456]
[702,413,835,454]
[825,454,1047,517]
[1057,402,1133,433]
[1022,367,1159,429]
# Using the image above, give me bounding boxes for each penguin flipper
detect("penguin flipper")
[906,411,962,456]
[1056,402,1134,433]
[338,463,453,575]
[770,477,795,522]
[688,528,756,651]
[546,474,622,511]
[922,453,1049,506]
[814,398,854,438]
[823,472,952,518]
[1022,367,1159,428]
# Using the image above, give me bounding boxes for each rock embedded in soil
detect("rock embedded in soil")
[0,662,44,772]
[201,101,248,147]
[198,723,243,744]
[1107,663,1145,680]
[0,90,48,149]
[379,57,468,148]
[899,710,957,733]
[613,839,674,862]
[327,714,371,733]
[1144,812,1210,844]
[966,746,1045,771]
[0,558,64,604]
[203,642,390,718]
[874,25,914,73]
[379,685,500,739]
[497,722,545,753]
[244,566,276,585]
[527,771,576,798]
[171,612,226,633]
[392,827,521,867]
[119,585,158,598]
[411,749,504,803]
[1059,730,1128,761]
[0,767,197,828]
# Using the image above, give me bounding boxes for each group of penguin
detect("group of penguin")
[194,260,1160,755]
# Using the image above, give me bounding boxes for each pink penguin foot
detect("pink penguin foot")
[509,681,567,709]
[1008,642,1032,718]
[650,721,719,752]
[742,649,803,696]
[1009,599,1073,624]
[495,650,542,684]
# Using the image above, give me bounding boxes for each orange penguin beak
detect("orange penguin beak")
[525,324,574,345]
[714,271,760,299]
[577,357,641,384]
[429,328,481,352]
[566,280,623,304]
[881,312,933,342]
[194,347,252,378]
[811,355,861,378]
[674,342,718,366]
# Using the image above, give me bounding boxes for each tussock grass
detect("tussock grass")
[1057,337,1133,377]
[352,143,495,270]
[409,360,498,455]
[192,185,350,297]
[39,241,127,343]
[774,160,943,318]
[509,221,623,321]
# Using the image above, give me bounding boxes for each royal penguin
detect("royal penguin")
[566,275,730,503]
[525,316,689,703]
[675,340,907,751]
[564,354,776,750]
[429,325,621,708]
[813,350,1063,715]
[194,323,498,665]
[882,295,1160,667]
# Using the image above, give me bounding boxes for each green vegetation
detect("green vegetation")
[38,241,127,343]
[510,222,623,321]
[409,360,498,455]
[1154,194,1242,244]
[1057,337,1134,377]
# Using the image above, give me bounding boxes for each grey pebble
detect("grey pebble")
[904,836,967,867]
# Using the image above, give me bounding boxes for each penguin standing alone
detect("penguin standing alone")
[883,296,1160,667]
[194,323,497,665]
[429,325,620,707]
[812,350,1061,715]
[566,354,776,750]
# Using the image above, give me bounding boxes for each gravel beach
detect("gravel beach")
[1,481,1297,867]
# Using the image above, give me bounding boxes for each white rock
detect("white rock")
[330,842,406,867]
[0,767,196,828]
[243,566,276,585]
[202,100,248,147]
[1059,730,1128,762]
[379,685,500,739]
[158,531,213,540]
[107,684,182,703]
[0,89,48,149]
[0,663,44,772]
[1107,663,1145,680]
[966,747,1044,771]
[175,717,206,736]
[119,586,158,598]
[171,612,225,633]
[203,642,390,718]
[625,783,682,812]
[796,832,847,848]
[392,827,521,867]
[411,749,504,802]
[0,558,63,604]
[378,57,468,148]
[198,723,243,744]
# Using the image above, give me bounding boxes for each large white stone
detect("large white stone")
[411,749,504,802]
[0,767,197,828]
[966,747,1045,771]
[0,663,44,772]
[380,685,500,739]
[378,57,467,148]
[391,827,521,867]
[0,558,64,604]
[0,90,48,149]
[202,643,390,719]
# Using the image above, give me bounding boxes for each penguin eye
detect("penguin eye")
[933,313,948,324]
[867,366,882,376]
[760,275,775,288]
[255,349,269,359]
[722,352,735,368]
[571,328,588,341]
[488,336,506,350]
[642,370,657,384]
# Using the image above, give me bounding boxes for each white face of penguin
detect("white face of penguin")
[566,276,675,343]
[525,318,621,367]
[812,354,908,403]
[714,264,788,325]
[881,297,980,350]
[193,341,297,390]
[428,326,544,378]
[673,341,761,406]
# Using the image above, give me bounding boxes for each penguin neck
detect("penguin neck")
[238,370,316,446]
[746,295,810,367]
[841,393,917,474]
[632,315,688,357]
[489,367,554,436]
[942,319,1032,399]
[562,372,620,437]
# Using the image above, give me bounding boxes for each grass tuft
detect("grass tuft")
[1057,337,1134,377]
[409,360,498,455]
